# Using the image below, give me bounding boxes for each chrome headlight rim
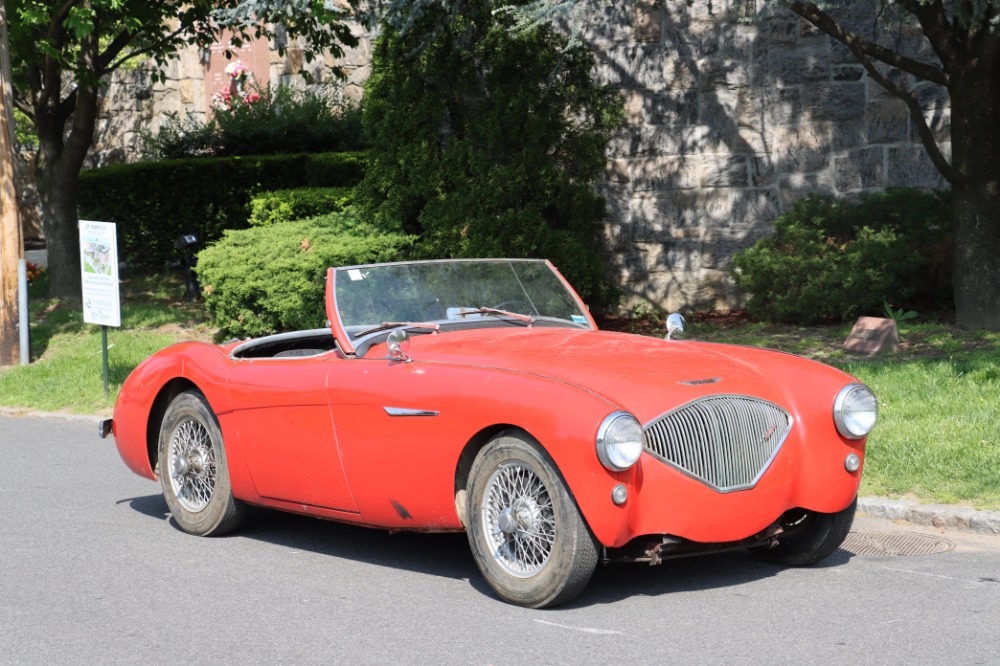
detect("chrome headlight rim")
[833,383,878,439]
[596,411,644,472]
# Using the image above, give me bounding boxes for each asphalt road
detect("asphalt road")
[2,415,999,666]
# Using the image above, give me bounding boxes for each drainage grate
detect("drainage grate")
[839,530,956,557]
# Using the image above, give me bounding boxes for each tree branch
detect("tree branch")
[786,1,949,86]
[893,0,959,68]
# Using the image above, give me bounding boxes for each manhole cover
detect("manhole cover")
[839,530,956,557]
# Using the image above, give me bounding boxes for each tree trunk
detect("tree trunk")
[35,158,83,299]
[949,35,1000,331]
[33,78,98,299]
[0,7,22,365]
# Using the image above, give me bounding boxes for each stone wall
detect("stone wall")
[82,1,949,313]
[86,23,373,168]
[587,1,949,312]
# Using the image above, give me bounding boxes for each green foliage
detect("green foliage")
[248,188,356,226]
[143,86,366,159]
[730,189,952,324]
[78,152,366,269]
[196,209,415,338]
[360,0,623,309]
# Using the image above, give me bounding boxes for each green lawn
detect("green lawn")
[0,272,213,415]
[2,280,998,509]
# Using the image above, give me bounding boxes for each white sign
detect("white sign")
[79,220,121,327]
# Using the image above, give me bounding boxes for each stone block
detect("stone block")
[767,17,799,44]
[804,82,866,122]
[179,80,194,105]
[887,145,949,189]
[844,317,899,355]
[737,87,802,129]
[831,120,865,151]
[632,90,700,126]
[914,83,951,140]
[833,65,864,82]
[697,57,749,91]
[775,124,831,173]
[769,40,829,84]
[749,157,777,187]
[834,147,885,192]
[630,191,728,242]
[779,171,836,208]
[700,155,749,188]
[866,99,910,144]
[630,156,700,191]
[632,0,662,44]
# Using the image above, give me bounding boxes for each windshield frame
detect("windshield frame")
[326,258,596,356]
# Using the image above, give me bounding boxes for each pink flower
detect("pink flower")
[224,60,251,81]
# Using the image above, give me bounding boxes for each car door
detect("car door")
[227,357,358,514]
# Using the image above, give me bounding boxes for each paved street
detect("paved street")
[2,414,999,665]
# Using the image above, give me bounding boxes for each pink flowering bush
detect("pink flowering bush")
[212,60,261,114]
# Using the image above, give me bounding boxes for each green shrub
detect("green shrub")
[359,0,623,310]
[248,187,356,226]
[195,208,415,338]
[730,189,952,323]
[78,152,366,268]
[143,85,366,159]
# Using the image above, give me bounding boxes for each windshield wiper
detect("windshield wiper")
[455,307,535,325]
[354,322,441,337]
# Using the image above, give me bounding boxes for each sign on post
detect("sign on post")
[79,220,121,397]
[79,220,121,327]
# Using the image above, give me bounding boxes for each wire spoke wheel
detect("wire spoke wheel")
[482,461,556,578]
[158,390,244,536]
[168,418,217,513]
[466,430,598,608]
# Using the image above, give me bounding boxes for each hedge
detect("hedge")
[78,152,366,269]
[248,187,356,226]
[730,189,952,323]
[195,208,415,338]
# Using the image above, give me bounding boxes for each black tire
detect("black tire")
[157,390,244,536]
[752,497,857,566]
[466,430,598,608]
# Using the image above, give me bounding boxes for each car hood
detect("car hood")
[401,327,846,422]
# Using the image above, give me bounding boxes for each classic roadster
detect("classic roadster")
[103,258,877,608]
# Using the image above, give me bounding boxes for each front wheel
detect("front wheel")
[158,390,244,536]
[466,431,598,608]
[752,497,857,566]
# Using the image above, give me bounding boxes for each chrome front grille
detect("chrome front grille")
[643,396,792,492]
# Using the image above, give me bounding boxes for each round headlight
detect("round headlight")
[597,412,644,471]
[833,383,878,439]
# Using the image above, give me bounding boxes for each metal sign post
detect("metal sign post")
[79,221,121,397]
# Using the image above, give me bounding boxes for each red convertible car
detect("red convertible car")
[103,258,877,608]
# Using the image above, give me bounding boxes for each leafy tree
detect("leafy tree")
[360,0,622,308]
[498,0,1000,330]
[768,1,999,331]
[7,0,359,297]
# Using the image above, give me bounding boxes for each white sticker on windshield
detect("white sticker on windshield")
[571,315,587,324]
[348,269,364,281]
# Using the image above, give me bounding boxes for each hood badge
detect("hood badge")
[678,377,721,386]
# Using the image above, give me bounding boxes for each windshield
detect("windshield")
[332,259,593,342]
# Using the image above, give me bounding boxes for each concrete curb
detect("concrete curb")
[858,497,1000,536]
[0,407,107,422]
[3,410,999,536]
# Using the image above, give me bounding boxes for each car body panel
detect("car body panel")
[110,258,871,555]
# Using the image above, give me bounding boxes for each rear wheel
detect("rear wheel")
[466,431,597,608]
[158,390,244,536]
[753,497,857,566]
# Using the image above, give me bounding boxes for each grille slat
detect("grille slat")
[643,396,792,492]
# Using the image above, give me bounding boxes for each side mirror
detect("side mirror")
[386,329,412,362]
[665,313,686,340]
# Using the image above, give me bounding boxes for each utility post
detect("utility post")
[0,0,23,366]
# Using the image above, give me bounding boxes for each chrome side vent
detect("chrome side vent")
[643,396,792,492]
